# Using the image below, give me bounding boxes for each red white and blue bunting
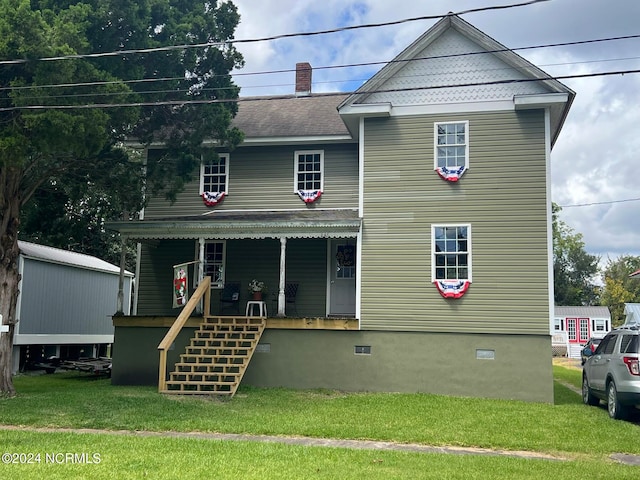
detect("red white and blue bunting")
[433,280,470,299]
[436,165,465,182]
[201,191,225,206]
[297,189,322,203]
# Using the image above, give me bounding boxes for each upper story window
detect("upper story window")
[432,224,471,282]
[200,152,229,206]
[294,150,323,202]
[434,121,468,181]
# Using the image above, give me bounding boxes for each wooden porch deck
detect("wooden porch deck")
[113,315,359,330]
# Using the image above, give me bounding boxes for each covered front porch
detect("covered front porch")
[110,209,361,320]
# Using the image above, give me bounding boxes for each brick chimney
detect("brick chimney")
[295,62,312,96]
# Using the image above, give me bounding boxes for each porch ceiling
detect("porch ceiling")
[108,209,362,240]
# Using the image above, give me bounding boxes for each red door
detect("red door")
[567,318,590,343]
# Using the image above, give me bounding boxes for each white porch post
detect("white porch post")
[278,237,287,317]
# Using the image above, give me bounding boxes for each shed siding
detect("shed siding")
[19,259,129,335]
[360,110,550,334]
[144,143,358,218]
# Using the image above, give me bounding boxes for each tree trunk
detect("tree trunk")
[0,170,22,396]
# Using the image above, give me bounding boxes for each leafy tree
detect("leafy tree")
[552,204,600,305]
[600,255,640,326]
[20,146,144,270]
[0,0,244,395]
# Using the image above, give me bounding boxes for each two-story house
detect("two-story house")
[110,14,574,402]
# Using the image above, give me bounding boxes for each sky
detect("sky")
[230,0,640,266]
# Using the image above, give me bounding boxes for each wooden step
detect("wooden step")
[163,316,265,398]
[169,373,240,382]
[174,363,242,373]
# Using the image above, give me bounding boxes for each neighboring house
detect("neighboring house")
[109,15,574,402]
[12,241,133,374]
[623,303,640,326]
[552,306,612,358]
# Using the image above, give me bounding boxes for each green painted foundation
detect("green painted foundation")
[112,326,553,403]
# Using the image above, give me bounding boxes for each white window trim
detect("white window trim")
[195,239,226,289]
[433,120,469,171]
[293,149,324,193]
[431,223,472,282]
[199,153,230,195]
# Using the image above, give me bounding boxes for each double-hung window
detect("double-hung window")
[432,225,471,282]
[434,121,468,172]
[294,150,323,192]
[200,152,229,195]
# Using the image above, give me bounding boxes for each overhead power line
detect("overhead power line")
[0,0,550,65]
[559,197,640,208]
[2,67,639,112]
[3,31,640,99]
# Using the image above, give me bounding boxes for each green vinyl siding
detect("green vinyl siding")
[137,240,195,316]
[144,144,358,218]
[360,110,550,334]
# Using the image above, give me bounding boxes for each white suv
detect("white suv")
[582,326,640,419]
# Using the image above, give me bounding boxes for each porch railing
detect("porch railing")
[157,276,211,392]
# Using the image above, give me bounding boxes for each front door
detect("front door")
[329,240,356,316]
[567,317,590,344]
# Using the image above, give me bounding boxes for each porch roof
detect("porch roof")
[109,209,362,240]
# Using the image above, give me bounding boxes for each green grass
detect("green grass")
[1,429,639,480]
[553,364,583,390]
[0,366,638,479]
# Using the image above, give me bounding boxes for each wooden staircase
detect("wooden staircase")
[162,316,266,397]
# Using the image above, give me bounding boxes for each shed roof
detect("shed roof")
[109,209,361,240]
[554,306,610,319]
[18,241,133,276]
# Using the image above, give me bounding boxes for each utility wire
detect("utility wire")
[559,197,640,208]
[2,67,638,112]
[0,0,550,65]
[3,31,640,98]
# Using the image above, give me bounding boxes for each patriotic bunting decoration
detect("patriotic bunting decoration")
[435,165,465,182]
[201,191,225,206]
[296,189,322,203]
[434,280,470,299]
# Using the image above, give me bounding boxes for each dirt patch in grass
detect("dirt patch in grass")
[553,357,581,371]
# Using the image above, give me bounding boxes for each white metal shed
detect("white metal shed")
[12,241,134,373]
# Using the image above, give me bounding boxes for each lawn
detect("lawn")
[0,364,638,479]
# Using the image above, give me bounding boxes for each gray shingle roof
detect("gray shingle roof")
[233,94,351,138]
[554,306,610,319]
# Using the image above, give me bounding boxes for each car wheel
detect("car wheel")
[607,380,628,420]
[582,375,599,406]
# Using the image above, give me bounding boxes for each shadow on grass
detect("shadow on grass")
[46,371,111,383]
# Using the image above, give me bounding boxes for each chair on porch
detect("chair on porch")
[219,281,241,314]
[272,282,299,317]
